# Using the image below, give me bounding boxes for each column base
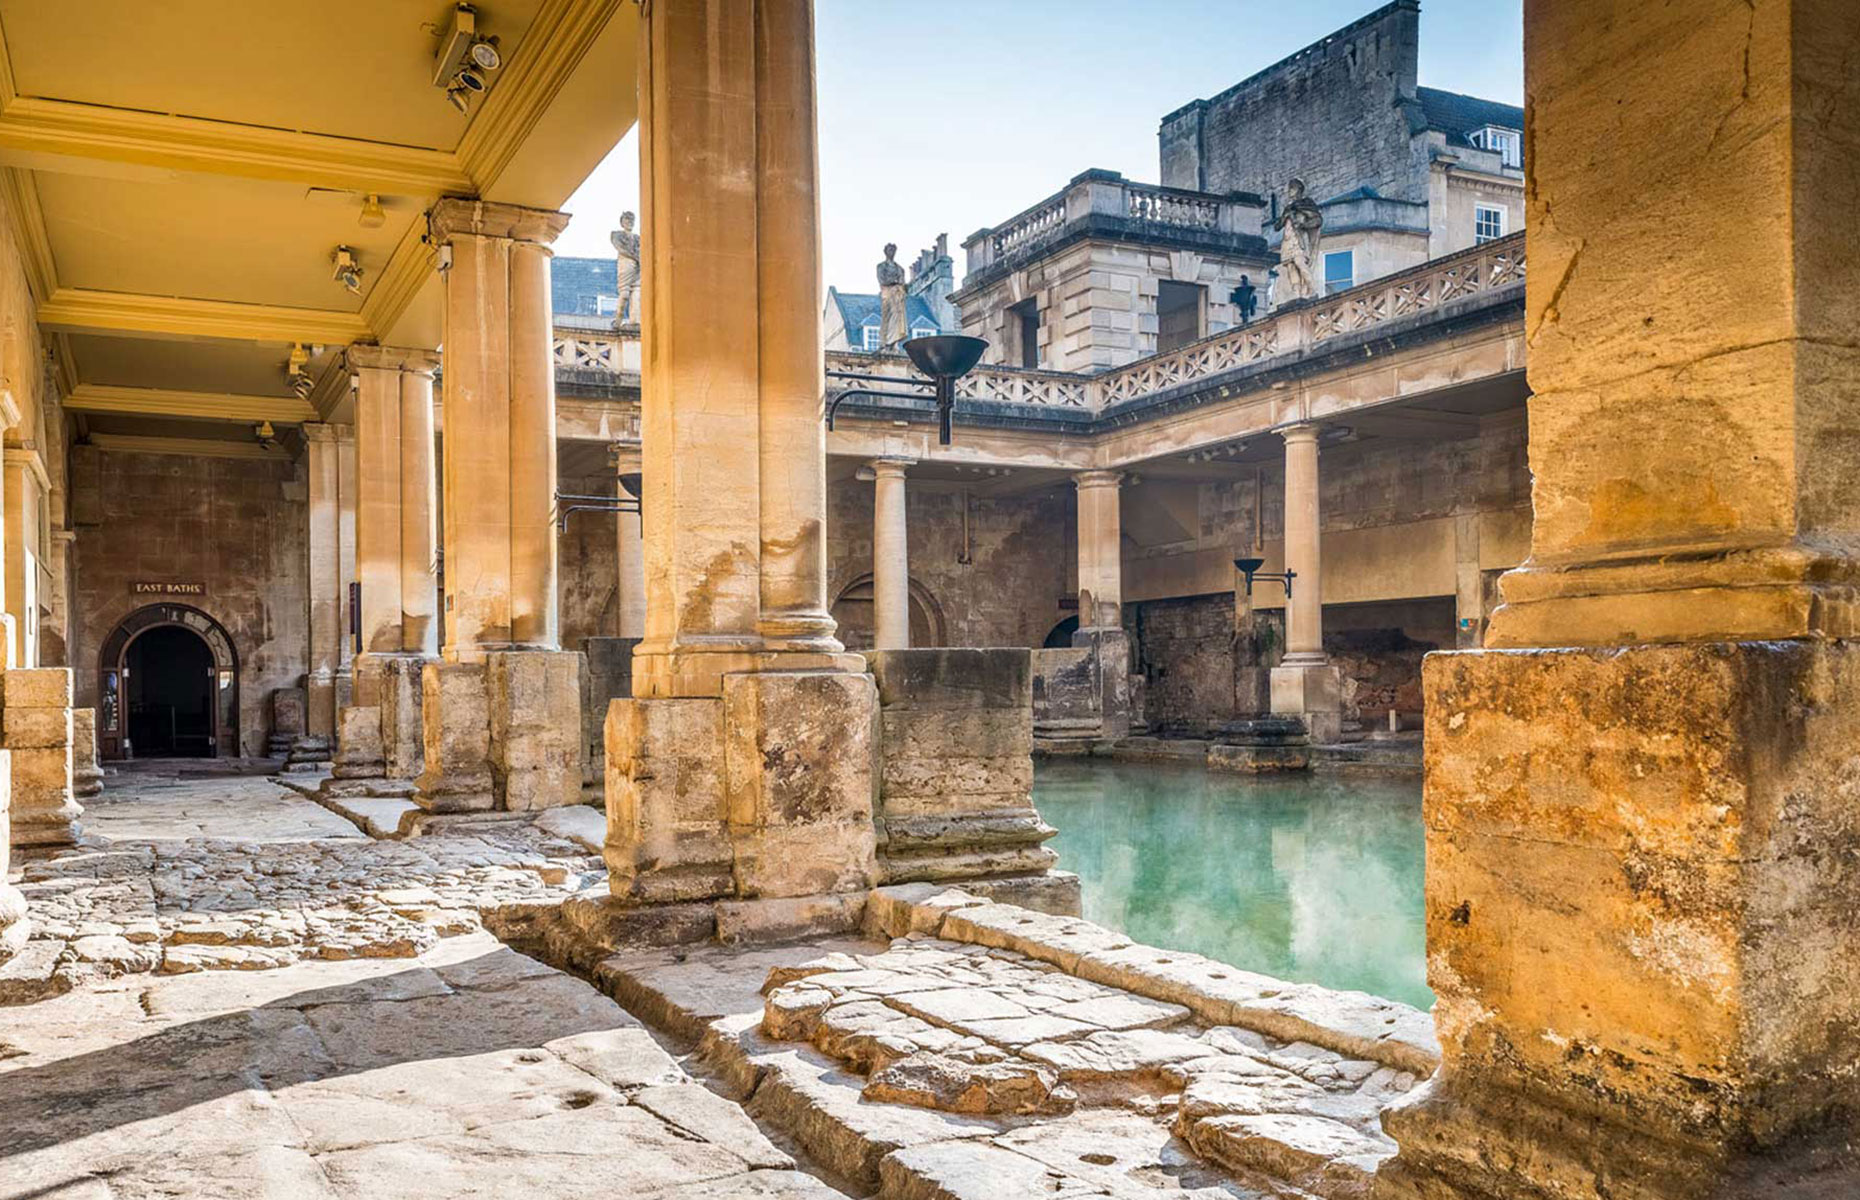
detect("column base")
[1269,658,1342,745]
[605,669,878,903]
[330,706,385,779]
[630,642,867,700]
[71,708,105,799]
[4,669,78,848]
[866,648,1058,885]
[1384,640,1860,1197]
[416,651,583,814]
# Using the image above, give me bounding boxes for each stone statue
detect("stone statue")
[1273,179,1324,304]
[876,242,908,350]
[610,211,642,326]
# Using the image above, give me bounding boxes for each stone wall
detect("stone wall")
[69,450,308,758]
[828,475,1074,651]
[1159,1,1422,204]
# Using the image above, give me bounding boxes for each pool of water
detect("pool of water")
[1033,759,1431,1010]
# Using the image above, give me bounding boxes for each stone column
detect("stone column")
[607,0,876,904]
[302,422,344,742]
[336,428,357,709]
[416,199,581,814]
[2,450,39,670]
[1070,470,1131,741]
[870,458,912,650]
[5,668,76,846]
[1377,2,1860,1196]
[332,347,440,788]
[1268,424,1340,742]
[614,446,645,641]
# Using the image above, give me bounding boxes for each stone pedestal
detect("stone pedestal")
[71,707,103,800]
[1075,626,1132,741]
[0,749,24,960]
[268,686,306,757]
[330,705,384,780]
[606,669,878,903]
[868,648,1056,884]
[581,637,638,803]
[4,668,77,847]
[1269,659,1342,745]
[1378,642,1860,1197]
[415,651,581,814]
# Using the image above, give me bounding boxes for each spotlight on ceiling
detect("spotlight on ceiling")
[468,35,501,71]
[358,194,386,229]
[453,66,487,93]
[331,246,364,295]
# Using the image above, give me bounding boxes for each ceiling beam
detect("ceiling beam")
[38,288,371,345]
[86,432,289,460]
[0,97,474,197]
[64,383,317,424]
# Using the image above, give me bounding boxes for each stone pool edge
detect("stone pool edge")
[864,882,1440,1078]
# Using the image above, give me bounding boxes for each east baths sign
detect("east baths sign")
[131,582,205,596]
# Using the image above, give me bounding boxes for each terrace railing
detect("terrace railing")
[555,231,1524,418]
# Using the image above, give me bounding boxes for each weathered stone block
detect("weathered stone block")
[2,667,71,711]
[71,708,103,799]
[414,661,492,813]
[331,704,384,779]
[869,647,1030,710]
[1384,641,1860,1194]
[487,650,582,811]
[603,696,734,902]
[1269,661,1341,745]
[377,655,428,780]
[723,670,878,899]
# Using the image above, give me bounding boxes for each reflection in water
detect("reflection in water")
[1034,759,1430,1010]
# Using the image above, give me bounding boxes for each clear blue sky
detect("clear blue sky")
[558,0,1522,291]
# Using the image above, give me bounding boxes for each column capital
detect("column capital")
[348,344,441,375]
[301,421,353,445]
[611,441,643,475]
[1073,469,1124,491]
[429,198,570,247]
[1280,423,1321,446]
[869,458,914,479]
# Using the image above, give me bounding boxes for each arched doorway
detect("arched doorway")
[1042,616,1080,648]
[99,605,238,760]
[829,575,947,651]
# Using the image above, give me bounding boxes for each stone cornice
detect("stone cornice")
[429,198,571,246]
[87,432,291,461]
[347,345,442,374]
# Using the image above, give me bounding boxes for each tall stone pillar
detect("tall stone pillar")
[331,347,440,788]
[1071,470,1130,741]
[1378,2,1860,1195]
[336,428,357,709]
[415,199,581,814]
[614,446,645,641]
[3,450,40,669]
[606,0,877,904]
[870,458,912,650]
[1268,424,1340,742]
[302,422,345,743]
[5,668,76,846]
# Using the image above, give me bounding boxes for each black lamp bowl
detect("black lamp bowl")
[618,471,642,500]
[1234,556,1265,575]
[903,334,987,381]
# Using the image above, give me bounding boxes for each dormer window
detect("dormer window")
[1471,126,1522,168]
[862,324,879,351]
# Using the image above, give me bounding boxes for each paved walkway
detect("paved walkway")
[81,764,364,843]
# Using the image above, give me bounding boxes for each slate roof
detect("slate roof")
[1416,86,1524,149]
[830,289,944,338]
[552,255,620,316]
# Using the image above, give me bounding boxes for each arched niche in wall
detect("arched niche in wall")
[829,574,948,651]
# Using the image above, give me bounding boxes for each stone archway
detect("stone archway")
[1041,616,1080,648]
[98,604,239,761]
[830,575,948,651]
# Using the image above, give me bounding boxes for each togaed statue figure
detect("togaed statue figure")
[876,242,908,351]
[1272,178,1324,304]
[611,211,642,326]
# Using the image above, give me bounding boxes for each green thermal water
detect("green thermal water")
[1032,759,1431,1010]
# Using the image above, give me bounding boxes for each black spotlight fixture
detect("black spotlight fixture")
[824,334,988,445]
[902,334,987,445]
[1234,556,1296,598]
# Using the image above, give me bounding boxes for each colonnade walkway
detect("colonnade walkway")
[0,770,1434,1198]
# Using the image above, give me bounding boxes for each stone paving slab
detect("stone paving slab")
[0,930,854,1200]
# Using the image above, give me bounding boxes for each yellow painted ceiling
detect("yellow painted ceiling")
[0,0,547,151]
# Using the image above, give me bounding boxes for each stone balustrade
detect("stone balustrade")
[962,168,1265,280]
[555,231,1523,421]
